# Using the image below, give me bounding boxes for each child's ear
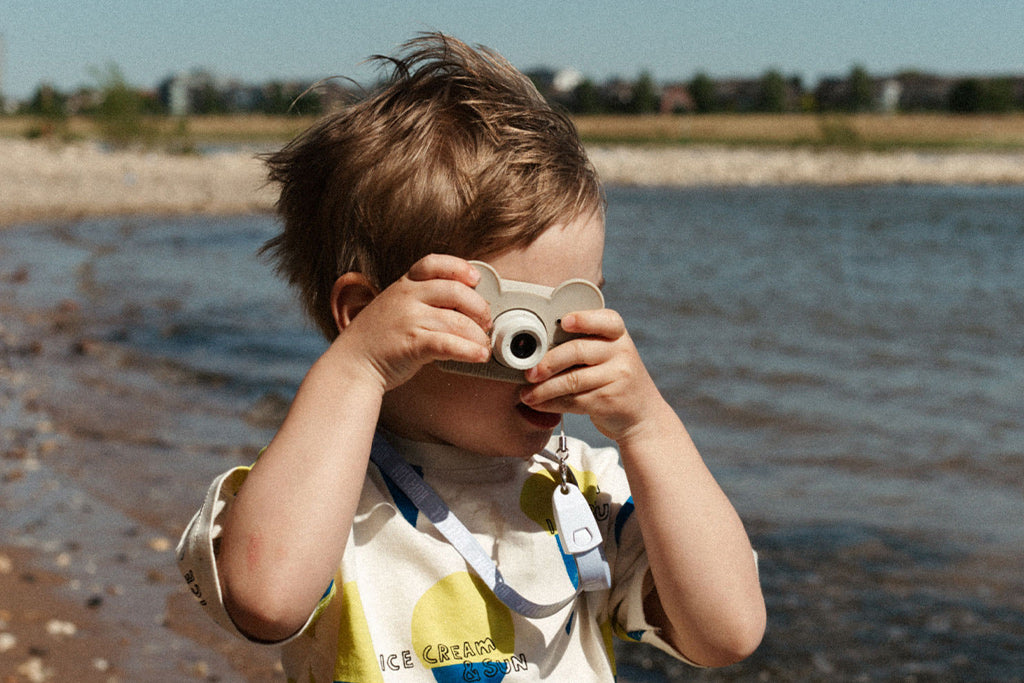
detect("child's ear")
[330,272,377,333]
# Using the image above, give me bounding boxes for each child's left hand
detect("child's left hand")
[519,308,662,443]
[524,308,767,667]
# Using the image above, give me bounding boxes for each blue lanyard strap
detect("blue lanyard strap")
[369,433,610,619]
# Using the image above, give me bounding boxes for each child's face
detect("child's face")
[380,208,606,458]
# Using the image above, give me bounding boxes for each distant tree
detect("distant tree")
[525,68,556,101]
[191,82,229,114]
[949,78,984,113]
[24,83,68,119]
[847,65,874,112]
[689,72,716,113]
[260,82,296,115]
[757,69,787,112]
[981,77,1015,112]
[571,78,603,114]
[293,88,323,116]
[251,80,322,115]
[629,71,659,114]
[90,62,152,146]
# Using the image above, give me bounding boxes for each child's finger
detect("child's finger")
[417,278,492,332]
[524,337,610,384]
[420,330,491,364]
[407,254,480,287]
[519,364,604,411]
[425,307,493,350]
[560,308,626,339]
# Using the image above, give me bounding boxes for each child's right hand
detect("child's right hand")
[334,254,492,393]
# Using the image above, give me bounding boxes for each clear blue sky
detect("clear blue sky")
[3,0,1023,100]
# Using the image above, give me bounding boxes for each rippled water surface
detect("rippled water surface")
[2,184,1021,680]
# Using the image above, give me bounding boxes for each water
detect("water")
[604,186,1024,546]
[1,185,1022,680]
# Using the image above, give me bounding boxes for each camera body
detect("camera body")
[437,261,605,383]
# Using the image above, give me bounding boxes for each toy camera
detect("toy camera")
[437,261,605,383]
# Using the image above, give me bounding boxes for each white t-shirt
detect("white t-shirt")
[177,433,692,681]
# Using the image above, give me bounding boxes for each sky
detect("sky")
[3,0,1024,101]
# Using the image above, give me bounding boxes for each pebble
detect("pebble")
[44,619,77,637]
[147,536,172,552]
[15,657,52,683]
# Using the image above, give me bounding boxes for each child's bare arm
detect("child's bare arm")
[218,255,491,642]
[521,309,766,666]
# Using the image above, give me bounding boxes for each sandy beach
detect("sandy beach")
[3,138,1024,227]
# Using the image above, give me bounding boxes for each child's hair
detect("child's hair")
[261,32,603,339]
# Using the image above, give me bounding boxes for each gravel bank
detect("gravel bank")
[3,138,1024,226]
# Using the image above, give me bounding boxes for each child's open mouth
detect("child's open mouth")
[516,402,563,430]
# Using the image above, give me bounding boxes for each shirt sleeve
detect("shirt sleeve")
[175,466,335,645]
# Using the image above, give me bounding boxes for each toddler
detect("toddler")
[178,33,764,682]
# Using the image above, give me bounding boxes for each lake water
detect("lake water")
[1,185,1022,680]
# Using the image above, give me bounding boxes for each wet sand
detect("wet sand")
[1,278,285,680]
[3,138,1024,227]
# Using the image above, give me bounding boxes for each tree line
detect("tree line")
[530,66,1024,115]
[10,62,1024,124]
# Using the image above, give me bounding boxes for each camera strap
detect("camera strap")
[369,432,610,619]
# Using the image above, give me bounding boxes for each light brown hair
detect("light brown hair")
[261,32,603,339]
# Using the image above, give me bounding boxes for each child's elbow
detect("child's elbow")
[222,580,307,644]
[692,603,766,668]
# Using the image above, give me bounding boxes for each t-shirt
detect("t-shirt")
[177,432,692,681]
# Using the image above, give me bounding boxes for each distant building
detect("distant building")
[65,88,102,115]
[713,78,763,112]
[878,79,902,113]
[552,68,584,94]
[659,84,694,113]
[894,73,956,111]
[815,72,961,112]
[602,78,635,111]
[158,69,351,115]
[159,70,223,116]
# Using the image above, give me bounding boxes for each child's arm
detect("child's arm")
[217,255,491,642]
[521,308,766,666]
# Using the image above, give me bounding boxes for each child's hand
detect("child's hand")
[519,309,663,444]
[336,254,492,392]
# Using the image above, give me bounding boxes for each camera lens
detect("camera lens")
[509,332,538,360]
[491,309,548,370]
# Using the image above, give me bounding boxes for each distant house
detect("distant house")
[552,68,584,94]
[158,70,350,115]
[659,84,694,113]
[601,78,636,111]
[815,72,960,112]
[159,70,223,116]
[878,79,902,113]
[814,77,850,111]
[894,73,956,111]
[712,78,763,111]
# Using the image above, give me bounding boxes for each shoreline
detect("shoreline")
[2,138,1024,227]
[0,273,284,680]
